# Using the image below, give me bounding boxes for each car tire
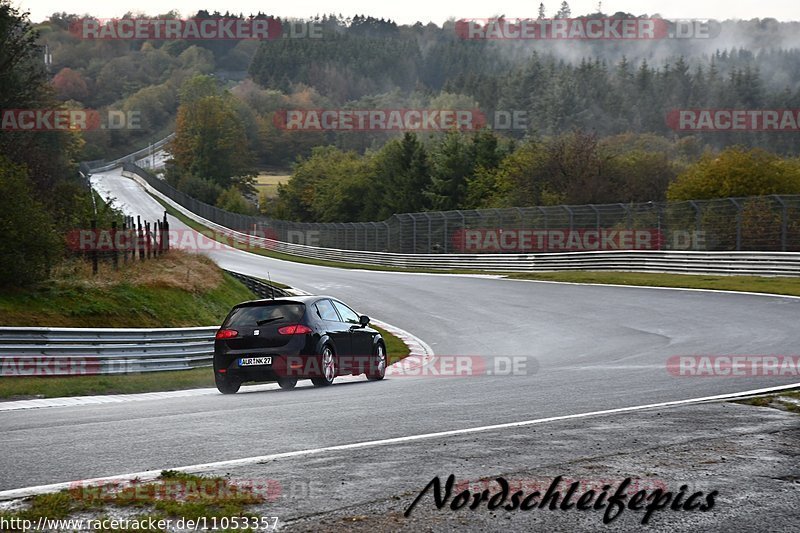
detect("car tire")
[367,342,386,381]
[277,377,298,390]
[215,374,241,394]
[311,345,336,387]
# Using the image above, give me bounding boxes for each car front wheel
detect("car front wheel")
[367,343,386,381]
[311,346,336,387]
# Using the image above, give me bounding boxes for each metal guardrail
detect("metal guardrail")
[223,270,291,299]
[124,168,800,276]
[0,326,217,376]
[85,134,175,174]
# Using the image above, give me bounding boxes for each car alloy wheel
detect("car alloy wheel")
[367,343,386,381]
[312,346,336,387]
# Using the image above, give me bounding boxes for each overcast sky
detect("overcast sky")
[19,0,800,24]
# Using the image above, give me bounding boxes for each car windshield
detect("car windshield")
[223,303,305,327]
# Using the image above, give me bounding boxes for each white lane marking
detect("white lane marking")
[1,382,796,501]
[0,321,433,413]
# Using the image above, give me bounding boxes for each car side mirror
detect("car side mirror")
[359,315,370,327]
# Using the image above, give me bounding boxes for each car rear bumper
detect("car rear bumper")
[215,353,377,382]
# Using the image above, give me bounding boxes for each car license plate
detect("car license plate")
[239,356,272,367]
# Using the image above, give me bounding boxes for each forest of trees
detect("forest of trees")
[265,131,800,222]
[20,5,800,224]
[0,2,118,285]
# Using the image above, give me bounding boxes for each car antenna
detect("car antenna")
[267,271,275,300]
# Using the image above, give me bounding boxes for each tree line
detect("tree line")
[34,8,800,165]
[265,130,800,223]
[0,2,119,286]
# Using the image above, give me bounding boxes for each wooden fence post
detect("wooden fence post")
[111,221,118,269]
[137,216,144,261]
[90,219,98,275]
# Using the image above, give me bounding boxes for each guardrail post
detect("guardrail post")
[730,198,742,251]
[563,206,574,232]
[773,195,788,252]
[689,201,701,235]
[589,204,599,234]
[442,211,450,253]
[537,207,547,235]
[422,213,432,253]
[514,207,524,230]
[412,214,418,253]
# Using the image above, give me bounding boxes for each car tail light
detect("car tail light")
[215,329,239,339]
[278,324,312,335]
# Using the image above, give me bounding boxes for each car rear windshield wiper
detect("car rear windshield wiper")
[256,316,284,325]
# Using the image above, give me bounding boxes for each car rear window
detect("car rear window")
[223,303,305,327]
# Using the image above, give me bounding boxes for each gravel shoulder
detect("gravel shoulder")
[222,401,800,532]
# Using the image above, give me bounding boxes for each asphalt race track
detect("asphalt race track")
[2,168,799,508]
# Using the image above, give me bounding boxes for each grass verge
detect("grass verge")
[0,368,215,400]
[151,193,800,298]
[0,252,254,328]
[0,470,268,532]
[505,271,800,297]
[736,390,800,413]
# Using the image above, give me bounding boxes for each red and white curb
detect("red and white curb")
[370,318,435,376]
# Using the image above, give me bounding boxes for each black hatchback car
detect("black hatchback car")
[213,296,387,394]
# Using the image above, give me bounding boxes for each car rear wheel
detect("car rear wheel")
[311,346,336,387]
[215,374,241,394]
[277,377,298,390]
[367,343,386,381]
